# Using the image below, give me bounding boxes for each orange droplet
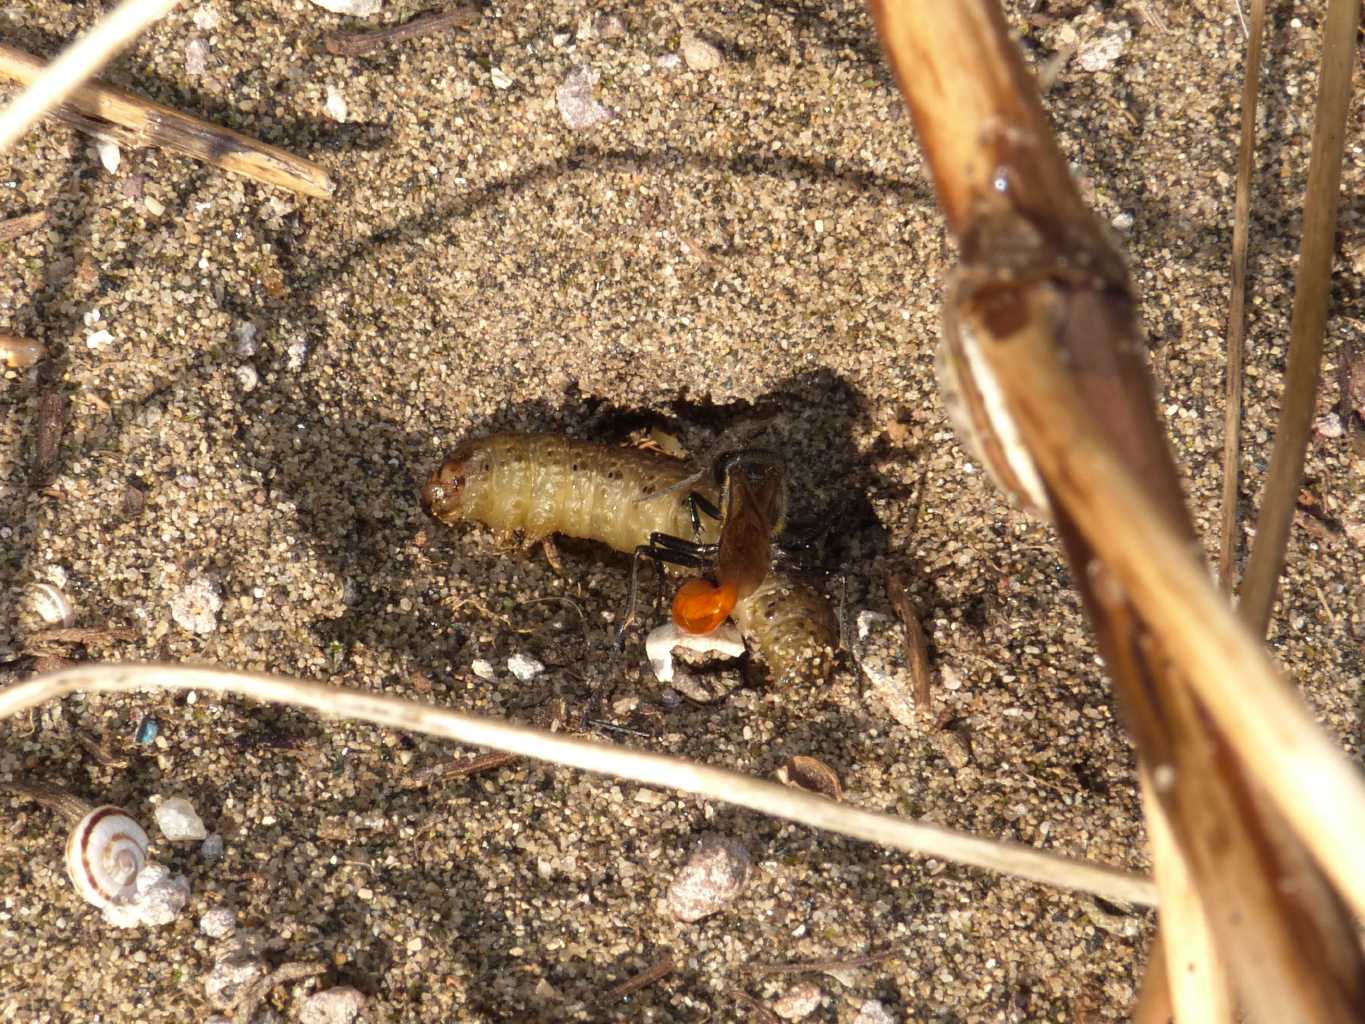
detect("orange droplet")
[672,578,738,635]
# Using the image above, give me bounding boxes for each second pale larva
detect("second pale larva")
[421,433,838,685]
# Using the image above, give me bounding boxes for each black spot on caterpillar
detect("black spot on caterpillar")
[421,433,838,685]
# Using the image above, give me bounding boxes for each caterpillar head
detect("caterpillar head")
[421,450,471,524]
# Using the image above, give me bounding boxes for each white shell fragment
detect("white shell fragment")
[300,987,367,1024]
[680,30,723,72]
[27,582,75,627]
[665,832,750,922]
[86,328,115,351]
[156,796,208,841]
[646,621,745,684]
[171,576,223,634]
[65,806,148,910]
[0,334,45,369]
[489,67,514,90]
[96,140,121,174]
[556,67,613,130]
[506,652,544,682]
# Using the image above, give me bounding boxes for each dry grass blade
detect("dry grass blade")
[323,4,481,57]
[1217,0,1266,592]
[0,42,334,199]
[0,662,1159,907]
[1237,0,1360,634]
[1139,770,1232,1022]
[869,1,1365,1018]
[0,0,178,152]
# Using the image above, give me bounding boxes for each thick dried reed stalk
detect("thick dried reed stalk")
[868,1,1365,1020]
[0,0,177,152]
[0,661,1158,907]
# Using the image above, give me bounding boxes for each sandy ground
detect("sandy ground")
[1,1,1362,1021]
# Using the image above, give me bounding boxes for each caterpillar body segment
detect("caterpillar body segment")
[421,433,721,551]
[730,569,839,687]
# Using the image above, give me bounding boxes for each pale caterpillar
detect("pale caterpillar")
[421,433,838,685]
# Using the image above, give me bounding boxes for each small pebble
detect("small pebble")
[655,53,682,72]
[171,576,223,634]
[852,611,917,728]
[144,195,165,216]
[1078,25,1130,72]
[594,13,626,39]
[201,833,225,859]
[325,84,349,123]
[299,986,367,1024]
[773,981,823,1020]
[156,796,208,841]
[471,658,496,681]
[556,67,613,131]
[1315,412,1344,439]
[0,333,45,369]
[192,6,221,30]
[135,715,160,744]
[1110,211,1134,231]
[200,907,238,939]
[86,328,114,351]
[286,337,310,370]
[680,30,723,72]
[185,37,209,76]
[234,320,259,356]
[665,832,750,922]
[205,955,267,1008]
[853,1000,897,1024]
[931,728,971,769]
[490,67,514,90]
[507,652,544,682]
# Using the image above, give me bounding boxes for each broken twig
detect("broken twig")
[323,5,480,58]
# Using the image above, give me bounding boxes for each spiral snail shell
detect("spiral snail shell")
[64,805,149,910]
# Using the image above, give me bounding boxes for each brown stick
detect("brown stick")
[323,4,480,57]
[1217,0,1266,592]
[0,209,47,241]
[0,42,334,199]
[1237,0,1359,634]
[883,569,932,712]
[603,956,675,1002]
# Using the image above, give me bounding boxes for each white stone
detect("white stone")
[299,987,367,1024]
[490,67,514,90]
[156,796,208,841]
[309,0,381,15]
[507,652,544,682]
[556,68,613,130]
[86,328,114,351]
[171,576,223,634]
[471,658,496,681]
[185,37,209,77]
[192,6,221,30]
[234,320,259,356]
[1078,26,1130,72]
[286,337,310,371]
[325,84,349,123]
[680,30,722,72]
[853,1000,897,1024]
[200,907,237,939]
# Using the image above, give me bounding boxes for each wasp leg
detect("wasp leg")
[616,537,715,650]
[686,491,723,541]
